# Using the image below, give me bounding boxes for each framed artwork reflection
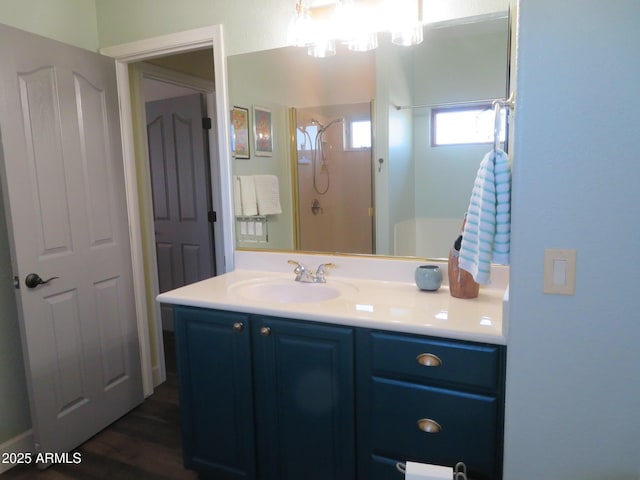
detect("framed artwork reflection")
[253,105,273,157]
[231,106,250,159]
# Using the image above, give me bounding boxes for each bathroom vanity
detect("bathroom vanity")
[158,252,508,480]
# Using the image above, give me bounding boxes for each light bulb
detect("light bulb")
[308,39,336,58]
[287,0,314,47]
[391,24,423,46]
[347,33,378,52]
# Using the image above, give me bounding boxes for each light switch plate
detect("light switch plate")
[544,249,576,295]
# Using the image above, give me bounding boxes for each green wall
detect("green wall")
[0,0,98,50]
[412,19,509,220]
[95,0,292,56]
[94,0,509,55]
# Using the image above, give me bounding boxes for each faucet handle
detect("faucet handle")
[316,262,335,272]
[288,260,306,281]
[288,259,304,271]
[314,262,335,282]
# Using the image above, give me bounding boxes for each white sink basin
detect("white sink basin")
[230,278,356,304]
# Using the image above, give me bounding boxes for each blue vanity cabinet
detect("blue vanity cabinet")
[172,305,504,480]
[251,316,356,480]
[173,306,355,480]
[356,329,506,480]
[173,306,256,480]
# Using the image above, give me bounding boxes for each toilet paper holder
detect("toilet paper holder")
[395,461,468,480]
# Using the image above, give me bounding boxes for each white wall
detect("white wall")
[504,1,640,478]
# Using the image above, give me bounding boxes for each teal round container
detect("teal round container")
[415,265,442,291]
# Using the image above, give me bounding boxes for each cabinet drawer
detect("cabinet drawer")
[368,331,501,390]
[370,377,498,480]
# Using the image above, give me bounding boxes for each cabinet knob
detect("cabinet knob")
[260,326,271,336]
[417,418,442,434]
[232,322,244,332]
[416,353,442,367]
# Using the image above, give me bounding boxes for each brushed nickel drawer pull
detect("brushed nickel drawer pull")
[416,353,442,367]
[417,418,442,434]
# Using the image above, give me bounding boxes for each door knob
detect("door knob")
[25,273,59,289]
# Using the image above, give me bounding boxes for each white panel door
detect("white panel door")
[0,24,143,457]
[146,94,215,329]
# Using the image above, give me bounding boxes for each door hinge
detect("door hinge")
[13,276,20,289]
[368,207,374,217]
[208,211,217,223]
[202,117,212,130]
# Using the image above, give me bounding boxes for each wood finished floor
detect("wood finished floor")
[4,333,197,480]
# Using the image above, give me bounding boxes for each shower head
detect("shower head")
[315,117,343,133]
[320,117,344,133]
[310,118,324,130]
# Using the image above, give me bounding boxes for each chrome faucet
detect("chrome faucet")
[288,260,335,283]
[288,260,315,283]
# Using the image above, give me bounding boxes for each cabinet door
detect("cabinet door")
[174,306,256,479]
[252,317,355,480]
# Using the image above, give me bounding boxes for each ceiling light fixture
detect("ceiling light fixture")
[288,0,423,58]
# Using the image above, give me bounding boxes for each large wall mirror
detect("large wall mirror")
[228,11,510,259]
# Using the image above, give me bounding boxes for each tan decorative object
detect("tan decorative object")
[448,249,479,299]
[448,217,479,299]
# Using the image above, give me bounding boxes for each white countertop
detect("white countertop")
[157,252,508,345]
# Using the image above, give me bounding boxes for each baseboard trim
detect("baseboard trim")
[0,430,33,474]
[151,363,166,389]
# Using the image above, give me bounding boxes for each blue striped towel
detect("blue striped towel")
[459,149,511,285]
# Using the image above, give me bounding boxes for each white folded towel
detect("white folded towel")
[254,174,282,215]
[233,176,243,216]
[238,175,258,216]
[459,149,511,285]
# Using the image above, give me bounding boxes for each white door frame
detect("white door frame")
[133,63,219,385]
[101,25,235,396]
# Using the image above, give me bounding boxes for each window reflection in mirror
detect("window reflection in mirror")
[345,119,372,150]
[432,105,507,146]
